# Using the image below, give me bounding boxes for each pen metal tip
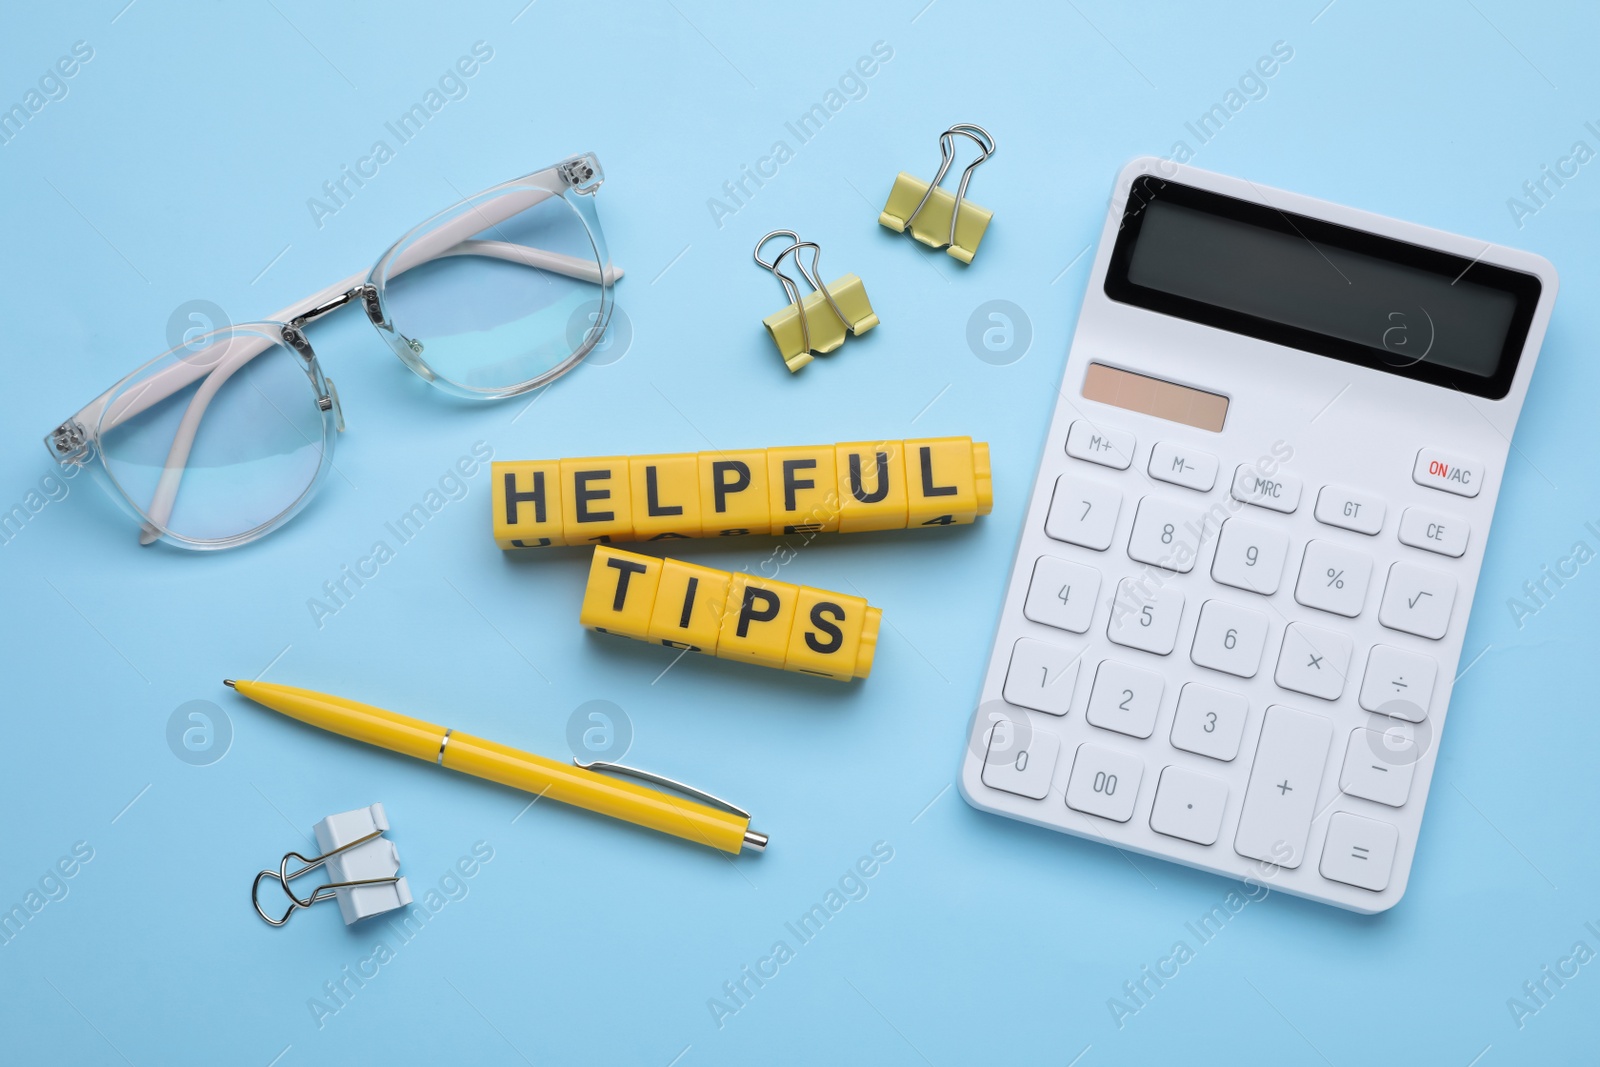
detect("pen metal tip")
[742,829,768,853]
[223,679,236,689]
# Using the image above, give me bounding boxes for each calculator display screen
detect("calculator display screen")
[1104,176,1543,399]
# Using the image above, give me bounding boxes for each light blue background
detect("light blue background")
[2,2,1597,1064]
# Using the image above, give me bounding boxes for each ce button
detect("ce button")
[1398,507,1468,558]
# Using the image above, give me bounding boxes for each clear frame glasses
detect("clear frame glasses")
[44,154,620,550]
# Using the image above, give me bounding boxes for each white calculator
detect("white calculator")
[959,157,1558,912]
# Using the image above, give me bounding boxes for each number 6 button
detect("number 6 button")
[1190,600,1270,678]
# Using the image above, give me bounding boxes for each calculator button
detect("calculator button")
[1313,485,1385,535]
[1106,579,1185,656]
[1149,766,1230,845]
[1065,743,1144,822]
[1002,638,1082,716]
[1234,705,1333,868]
[1397,507,1469,558]
[1318,812,1399,891]
[1412,448,1483,498]
[1274,623,1353,701]
[980,721,1062,800]
[1085,658,1166,738]
[1148,441,1218,492]
[1066,421,1134,470]
[1293,540,1374,618]
[1127,497,1208,573]
[1377,562,1457,640]
[1230,465,1302,513]
[1338,728,1416,807]
[1170,683,1249,761]
[1357,645,1436,722]
[1189,600,1270,678]
[1045,475,1122,551]
[1023,556,1101,634]
[1210,518,1290,596]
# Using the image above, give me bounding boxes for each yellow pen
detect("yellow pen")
[224,680,767,855]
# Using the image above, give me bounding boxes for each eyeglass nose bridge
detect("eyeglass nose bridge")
[288,284,388,331]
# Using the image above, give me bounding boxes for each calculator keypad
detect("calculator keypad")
[976,411,1486,911]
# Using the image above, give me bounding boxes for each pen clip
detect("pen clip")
[574,759,751,821]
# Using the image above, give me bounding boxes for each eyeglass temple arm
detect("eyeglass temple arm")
[100,187,623,437]
[109,186,622,543]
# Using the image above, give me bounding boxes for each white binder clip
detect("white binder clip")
[252,803,413,927]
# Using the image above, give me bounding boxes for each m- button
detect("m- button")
[1231,465,1302,514]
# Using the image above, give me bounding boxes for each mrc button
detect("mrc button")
[1230,464,1302,513]
[1412,448,1483,498]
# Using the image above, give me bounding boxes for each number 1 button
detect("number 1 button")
[1003,638,1082,716]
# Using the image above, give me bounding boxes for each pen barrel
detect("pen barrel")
[442,732,750,854]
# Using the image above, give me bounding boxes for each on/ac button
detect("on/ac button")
[1412,448,1483,498]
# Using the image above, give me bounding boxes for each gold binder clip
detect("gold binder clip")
[754,230,879,373]
[879,123,996,264]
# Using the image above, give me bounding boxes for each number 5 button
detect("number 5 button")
[1106,578,1185,655]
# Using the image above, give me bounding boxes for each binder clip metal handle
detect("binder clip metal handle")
[880,123,997,263]
[251,803,413,927]
[754,230,879,373]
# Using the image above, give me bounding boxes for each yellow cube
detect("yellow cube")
[905,437,993,527]
[579,547,662,639]
[559,457,634,544]
[834,440,908,533]
[647,559,731,654]
[629,454,702,541]
[784,587,881,680]
[697,450,770,537]
[766,445,842,535]
[493,461,566,548]
[718,573,800,666]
